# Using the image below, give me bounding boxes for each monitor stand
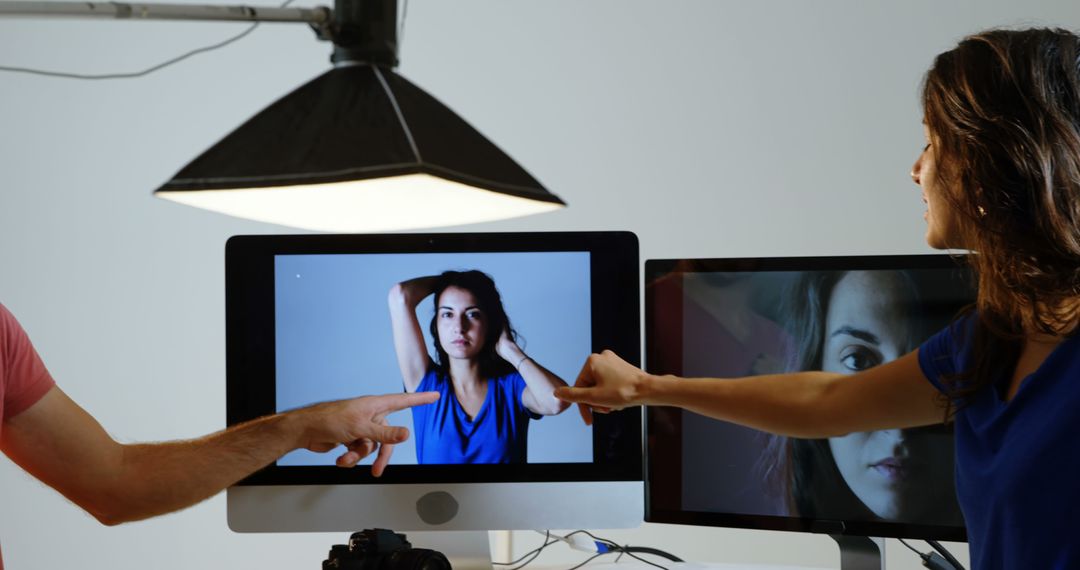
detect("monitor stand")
[830,535,884,570]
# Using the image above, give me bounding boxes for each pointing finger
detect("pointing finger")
[554,386,596,404]
[373,391,440,415]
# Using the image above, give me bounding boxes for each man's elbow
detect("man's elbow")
[79,455,152,526]
[92,511,127,527]
[84,498,141,527]
[780,424,854,440]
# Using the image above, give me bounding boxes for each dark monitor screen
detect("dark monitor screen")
[645,255,972,541]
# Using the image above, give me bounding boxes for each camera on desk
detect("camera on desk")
[323,529,452,570]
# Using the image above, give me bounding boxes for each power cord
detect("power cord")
[573,529,682,567]
[492,531,559,570]
[925,540,966,570]
[898,538,965,570]
[494,530,680,570]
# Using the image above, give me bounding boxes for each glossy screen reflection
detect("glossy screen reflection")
[647,259,974,533]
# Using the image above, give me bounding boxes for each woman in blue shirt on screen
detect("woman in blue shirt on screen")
[389,270,570,464]
[558,28,1080,570]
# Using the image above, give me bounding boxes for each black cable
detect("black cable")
[616,549,671,570]
[505,531,588,570]
[899,538,925,556]
[611,549,671,570]
[573,530,675,570]
[492,531,557,568]
[565,552,607,570]
[926,540,966,570]
[620,547,684,563]
[494,530,677,570]
[898,537,962,570]
[492,530,678,570]
[577,529,681,562]
[0,0,293,80]
[506,545,548,570]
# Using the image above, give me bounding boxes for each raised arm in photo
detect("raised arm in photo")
[387,276,439,392]
[497,327,571,416]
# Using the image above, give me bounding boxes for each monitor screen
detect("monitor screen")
[645,255,972,541]
[273,250,592,467]
[225,232,642,532]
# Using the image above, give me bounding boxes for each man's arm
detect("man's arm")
[0,386,438,525]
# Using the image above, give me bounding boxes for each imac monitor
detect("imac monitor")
[645,256,972,563]
[225,232,642,533]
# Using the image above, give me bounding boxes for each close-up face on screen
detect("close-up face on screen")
[647,264,973,529]
[274,251,593,467]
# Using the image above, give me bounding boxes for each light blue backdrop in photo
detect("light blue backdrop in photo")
[274,251,592,465]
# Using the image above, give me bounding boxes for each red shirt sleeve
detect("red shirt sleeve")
[1,303,56,421]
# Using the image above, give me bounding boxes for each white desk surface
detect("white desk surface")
[554,563,830,570]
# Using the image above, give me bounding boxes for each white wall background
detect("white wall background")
[2,1,1078,568]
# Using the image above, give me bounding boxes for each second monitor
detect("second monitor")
[645,255,972,567]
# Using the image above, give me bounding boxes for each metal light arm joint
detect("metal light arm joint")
[0,1,331,25]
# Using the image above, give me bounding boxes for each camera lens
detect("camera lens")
[386,549,451,570]
[323,530,451,570]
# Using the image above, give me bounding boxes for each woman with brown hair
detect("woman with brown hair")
[389,270,570,464]
[558,28,1080,570]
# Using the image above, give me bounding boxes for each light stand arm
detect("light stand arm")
[0,1,330,25]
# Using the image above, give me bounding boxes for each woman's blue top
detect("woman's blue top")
[918,317,1080,570]
[410,369,541,464]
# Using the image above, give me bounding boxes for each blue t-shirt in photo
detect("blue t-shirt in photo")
[410,369,542,464]
[918,316,1080,570]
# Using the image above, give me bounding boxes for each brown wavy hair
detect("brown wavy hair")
[428,269,519,380]
[922,28,1080,403]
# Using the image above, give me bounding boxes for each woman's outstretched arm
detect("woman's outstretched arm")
[497,329,571,416]
[555,350,945,436]
[387,277,439,392]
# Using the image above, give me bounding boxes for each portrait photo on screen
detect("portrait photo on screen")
[274,251,592,467]
[648,263,971,529]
